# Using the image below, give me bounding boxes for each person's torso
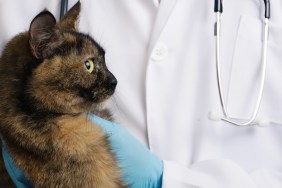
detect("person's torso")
[1,0,282,174]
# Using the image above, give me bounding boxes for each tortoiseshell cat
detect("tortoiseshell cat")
[0,2,126,187]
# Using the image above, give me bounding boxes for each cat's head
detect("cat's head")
[27,2,117,114]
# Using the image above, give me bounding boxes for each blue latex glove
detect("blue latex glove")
[1,114,163,188]
[88,113,163,188]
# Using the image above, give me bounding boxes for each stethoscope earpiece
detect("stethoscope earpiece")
[264,0,270,19]
[214,0,223,13]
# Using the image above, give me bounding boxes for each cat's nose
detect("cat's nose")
[110,77,118,89]
[108,74,118,90]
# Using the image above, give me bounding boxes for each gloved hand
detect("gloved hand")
[2,145,33,188]
[88,113,163,188]
[1,113,163,188]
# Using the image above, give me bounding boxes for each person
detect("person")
[1,0,282,187]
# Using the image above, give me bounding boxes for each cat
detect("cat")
[0,2,126,187]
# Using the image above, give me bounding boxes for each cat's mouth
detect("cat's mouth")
[79,80,117,104]
[76,72,117,105]
[79,89,93,101]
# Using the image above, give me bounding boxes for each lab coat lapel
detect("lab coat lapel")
[148,0,178,53]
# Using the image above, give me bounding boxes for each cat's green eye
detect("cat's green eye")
[84,59,94,73]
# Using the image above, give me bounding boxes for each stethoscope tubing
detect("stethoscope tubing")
[60,0,68,19]
[214,0,270,126]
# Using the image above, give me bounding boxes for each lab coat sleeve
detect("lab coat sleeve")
[161,160,282,188]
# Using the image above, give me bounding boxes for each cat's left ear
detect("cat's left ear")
[29,11,62,59]
[57,1,81,30]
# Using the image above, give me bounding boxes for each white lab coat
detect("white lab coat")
[1,0,282,187]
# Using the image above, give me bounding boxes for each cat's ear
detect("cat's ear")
[29,11,62,59]
[57,1,81,30]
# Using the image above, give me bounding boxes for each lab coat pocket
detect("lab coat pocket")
[227,15,282,126]
[221,15,282,173]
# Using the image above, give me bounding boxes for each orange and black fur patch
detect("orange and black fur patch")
[0,2,126,187]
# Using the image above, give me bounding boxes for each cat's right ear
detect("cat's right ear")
[29,11,62,59]
[57,1,81,31]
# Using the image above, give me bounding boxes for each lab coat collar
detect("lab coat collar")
[148,0,178,53]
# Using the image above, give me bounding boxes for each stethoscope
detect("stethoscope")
[60,0,68,19]
[214,0,270,126]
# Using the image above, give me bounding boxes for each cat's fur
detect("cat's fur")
[0,2,126,187]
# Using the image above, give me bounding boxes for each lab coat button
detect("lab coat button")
[151,42,168,61]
